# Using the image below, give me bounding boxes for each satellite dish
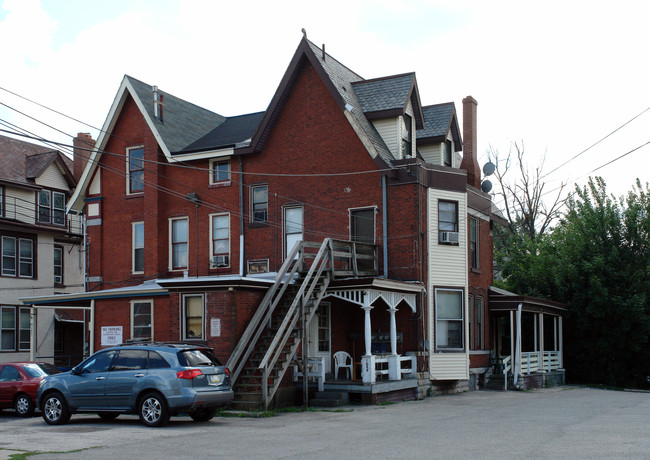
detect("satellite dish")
[481,180,493,193]
[483,161,496,176]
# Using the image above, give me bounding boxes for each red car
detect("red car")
[0,362,62,416]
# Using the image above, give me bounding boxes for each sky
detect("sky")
[1,0,649,205]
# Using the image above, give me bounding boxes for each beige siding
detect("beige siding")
[372,118,399,158]
[420,144,442,166]
[35,163,71,191]
[4,187,35,225]
[88,170,101,195]
[427,188,469,380]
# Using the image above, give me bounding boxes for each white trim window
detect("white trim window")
[132,221,144,273]
[53,245,63,285]
[1,306,16,351]
[438,201,459,245]
[169,217,188,270]
[131,300,153,340]
[251,185,268,223]
[210,213,230,268]
[1,236,33,278]
[210,159,231,185]
[283,206,303,258]
[183,295,203,340]
[127,146,145,194]
[435,288,464,350]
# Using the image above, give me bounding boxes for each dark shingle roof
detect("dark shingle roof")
[352,74,415,114]
[126,76,226,154]
[177,111,265,154]
[0,135,72,187]
[417,103,455,140]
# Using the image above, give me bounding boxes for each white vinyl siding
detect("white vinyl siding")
[427,188,469,380]
[35,164,70,191]
[88,171,101,195]
[372,118,400,158]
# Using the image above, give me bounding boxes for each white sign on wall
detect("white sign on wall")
[101,326,123,346]
[210,318,221,337]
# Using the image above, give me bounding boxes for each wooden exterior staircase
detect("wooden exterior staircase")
[226,238,377,410]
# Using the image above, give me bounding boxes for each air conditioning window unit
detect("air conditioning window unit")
[212,255,229,267]
[439,231,459,244]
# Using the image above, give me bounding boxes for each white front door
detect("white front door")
[308,302,331,374]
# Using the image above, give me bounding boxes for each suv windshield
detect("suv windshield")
[178,349,223,367]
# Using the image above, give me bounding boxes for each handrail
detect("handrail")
[502,355,512,391]
[259,239,332,408]
[226,240,304,383]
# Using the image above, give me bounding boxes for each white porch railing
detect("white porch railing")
[502,355,512,391]
[503,351,562,389]
[293,357,325,392]
[373,354,417,381]
[543,351,561,371]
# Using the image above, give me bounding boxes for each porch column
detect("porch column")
[29,307,36,361]
[361,304,376,384]
[558,316,564,369]
[539,313,545,372]
[388,306,400,381]
[509,311,514,363]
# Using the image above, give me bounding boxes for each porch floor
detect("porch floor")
[322,376,419,394]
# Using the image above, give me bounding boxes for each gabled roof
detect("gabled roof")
[241,38,398,166]
[177,111,265,154]
[352,73,424,129]
[0,134,74,189]
[417,103,462,151]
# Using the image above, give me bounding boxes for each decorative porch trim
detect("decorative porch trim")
[326,289,417,313]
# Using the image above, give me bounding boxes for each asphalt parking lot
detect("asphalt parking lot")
[0,386,648,459]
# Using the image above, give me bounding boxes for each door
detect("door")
[104,349,149,410]
[0,365,21,407]
[68,350,116,410]
[308,303,331,374]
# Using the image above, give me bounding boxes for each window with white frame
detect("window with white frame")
[284,206,303,257]
[469,216,479,268]
[53,245,63,285]
[18,308,30,351]
[1,307,15,351]
[401,114,413,158]
[438,201,459,244]
[210,214,230,268]
[183,295,203,340]
[210,159,231,184]
[127,147,144,194]
[435,288,464,350]
[1,236,33,278]
[133,222,144,273]
[131,300,153,340]
[169,217,188,270]
[251,185,268,223]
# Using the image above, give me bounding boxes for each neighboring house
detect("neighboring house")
[22,37,564,406]
[0,134,86,364]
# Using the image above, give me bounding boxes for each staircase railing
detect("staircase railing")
[259,239,333,409]
[226,240,306,384]
[502,355,512,391]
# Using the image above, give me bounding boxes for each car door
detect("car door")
[104,349,148,410]
[67,350,116,410]
[0,365,21,408]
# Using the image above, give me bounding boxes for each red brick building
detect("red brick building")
[24,37,518,406]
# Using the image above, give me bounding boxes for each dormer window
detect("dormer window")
[401,114,412,158]
[444,140,453,167]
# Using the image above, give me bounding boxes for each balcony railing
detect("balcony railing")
[1,194,83,236]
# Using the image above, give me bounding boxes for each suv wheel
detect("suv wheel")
[42,392,71,425]
[138,392,170,427]
[189,407,218,422]
[15,394,35,417]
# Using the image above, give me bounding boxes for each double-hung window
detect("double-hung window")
[131,300,153,340]
[1,307,15,351]
[210,214,230,268]
[127,147,144,194]
[284,206,303,257]
[252,185,268,223]
[133,222,144,273]
[444,140,453,167]
[210,159,231,184]
[435,288,464,350]
[438,201,459,244]
[1,236,33,278]
[170,218,188,270]
[37,190,66,225]
[401,114,413,158]
[53,245,63,285]
[469,216,479,268]
[183,295,203,340]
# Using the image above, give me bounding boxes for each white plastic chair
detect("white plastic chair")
[333,351,353,380]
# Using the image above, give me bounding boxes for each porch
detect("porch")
[488,287,567,390]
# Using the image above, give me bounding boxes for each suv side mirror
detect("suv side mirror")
[71,367,81,375]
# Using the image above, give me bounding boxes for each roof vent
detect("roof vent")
[322,43,326,61]
[153,86,164,122]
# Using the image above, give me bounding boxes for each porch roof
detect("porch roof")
[489,286,567,316]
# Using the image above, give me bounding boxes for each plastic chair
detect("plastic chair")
[333,351,353,380]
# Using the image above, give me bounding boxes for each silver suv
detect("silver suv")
[37,342,233,427]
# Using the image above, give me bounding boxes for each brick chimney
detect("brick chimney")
[73,132,94,182]
[461,96,481,189]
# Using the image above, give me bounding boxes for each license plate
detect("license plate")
[208,374,222,385]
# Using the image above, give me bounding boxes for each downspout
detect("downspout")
[238,156,245,276]
[382,174,388,278]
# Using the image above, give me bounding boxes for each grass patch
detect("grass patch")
[5,446,100,459]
